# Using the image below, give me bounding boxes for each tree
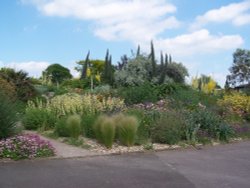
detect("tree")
[102,49,114,85]
[192,75,217,94]
[42,64,72,85]
[115,55,152,86]
[80,51,90,79]
[226,49,250,87]
[149,41,157,78]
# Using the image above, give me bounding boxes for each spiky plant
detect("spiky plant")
[66,115,82,139]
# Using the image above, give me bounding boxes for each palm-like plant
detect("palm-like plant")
[0,68,36,101]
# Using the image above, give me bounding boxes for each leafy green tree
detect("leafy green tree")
[115,55,153,86]
[42,64,72,85]
[0,68,36,101]
[226,49,250,87]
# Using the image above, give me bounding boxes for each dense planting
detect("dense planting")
[1,47,250,159]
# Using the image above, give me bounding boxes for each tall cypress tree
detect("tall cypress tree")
[160,51,164,69]
[108,55,114,85]
[150,40,156,78]
[136,45,140,57]
[80,51,90,79]
[103,49,109,82]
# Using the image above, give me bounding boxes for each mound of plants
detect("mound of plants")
[27,93,125,117]
[0,134,55,160]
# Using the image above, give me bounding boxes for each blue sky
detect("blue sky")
[0,0,250,86]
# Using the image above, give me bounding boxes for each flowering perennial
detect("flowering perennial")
[27,93,125,116]
[0,134,55,160]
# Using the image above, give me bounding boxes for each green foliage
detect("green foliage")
[22,108,57,130]
[0,92,18,139]
[66,115,82,139]
[42,64,72,84]
[102,49,114,85]
[81,113,100,138]
[54,117,70,137]
[94,115,116,148]
[165,62,189,84]
[151,111,184,145]
[0,68,36,101]
[0,77,16,100]
[61,79,90,89]
[218,92,250,121]
[115,114,139,147]
[226,48,250,87]
[118,82,158,105]
[115,55,153,87]
[126,108,161,145]
[168,85,220,111]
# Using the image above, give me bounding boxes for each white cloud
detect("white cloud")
[153,29,243,57]
[191,1,250,30]
[21,0,181,43]
[0,61,50,78]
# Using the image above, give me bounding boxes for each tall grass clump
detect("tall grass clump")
[0,92,18,139]
[66,115,82,139]
[115,114,139,147]
[94,115,115,149]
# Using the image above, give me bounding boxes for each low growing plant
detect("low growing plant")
[0,134,55,160]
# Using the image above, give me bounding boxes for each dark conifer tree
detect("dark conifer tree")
[80,51,90,79]
[136,45,140,57]
[150,41,156,78]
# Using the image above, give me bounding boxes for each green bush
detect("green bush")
[54,117,70,137]
[118,82,158,105]
[115,114,139,147]
[22,108,57,130]
[94,115,116,148]
[185,109,234,142]
[0,92,18,139]
[61,78,90,89]
[151,111,184,145]
[81,113,100,138]
[125,108,160,145]
[66,115,81,139]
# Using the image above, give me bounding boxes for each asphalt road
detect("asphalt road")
[1,141,250,188]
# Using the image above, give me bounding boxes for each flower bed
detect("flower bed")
[0,134,55,160]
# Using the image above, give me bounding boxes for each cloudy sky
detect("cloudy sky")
[0,0,250,86]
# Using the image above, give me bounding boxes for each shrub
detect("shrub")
[0,68,37,102]
[125,108,161,145]
[94,116,115,148]
[22,108,57,130]
[151,111,184,145]
[118,82,158,105]
[218,92,250,121]
[61,78,90,89]
[0,77,16,100]
[0,134,55,160]
[0,92,18,139]
[54,117,70,137]
[66,115,81,139]
[81,113,100,138]
[185,109,234,142]
[115,114,139,146]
